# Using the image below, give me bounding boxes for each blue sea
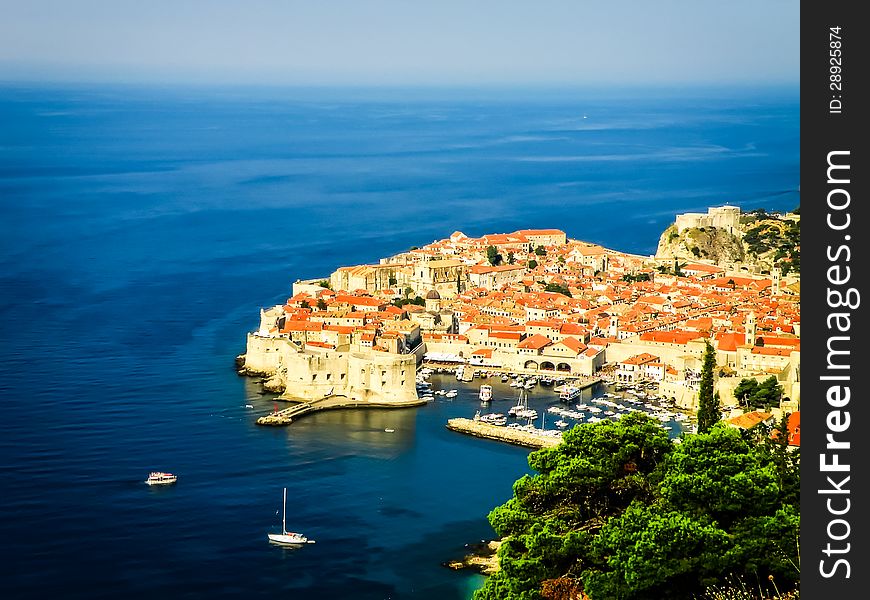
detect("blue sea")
[0,83,798,599]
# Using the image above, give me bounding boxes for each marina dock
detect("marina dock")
[446,418,562,449]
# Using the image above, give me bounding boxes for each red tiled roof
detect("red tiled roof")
[333,295,384,307]
[621,353,660,366]
[725,411,774,429]
[558,337,586,353]
[750,347,793,356]
[324,325,355,334]
[305,341,335,349]
[716,332,743,352]
[683,263,725,273]
[517,334,552,350]
[280,321,323,333]
[788,411,800,446]
[639,330,704,345]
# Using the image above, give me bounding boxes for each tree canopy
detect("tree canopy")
[733,376,784,411]
[543,283,572,297]
[474,413,799,600]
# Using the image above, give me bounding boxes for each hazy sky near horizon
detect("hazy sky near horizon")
[0,0,799,86]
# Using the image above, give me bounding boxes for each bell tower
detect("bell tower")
[745,311,757,346]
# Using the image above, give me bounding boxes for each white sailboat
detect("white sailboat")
[268,487,315,546]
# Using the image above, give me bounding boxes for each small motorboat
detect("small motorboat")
[145,472,177,486]
[479,384,493,402]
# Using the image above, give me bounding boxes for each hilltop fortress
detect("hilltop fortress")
[239,211,800,415]
[674,205,741,234]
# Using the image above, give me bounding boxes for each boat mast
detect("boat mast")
[282,487,287,534]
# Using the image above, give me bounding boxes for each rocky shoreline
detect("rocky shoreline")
[235,354,286,392]
[442,540,501,576]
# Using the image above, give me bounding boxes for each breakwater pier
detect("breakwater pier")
[446,418,562,449]
[256,396,427,426]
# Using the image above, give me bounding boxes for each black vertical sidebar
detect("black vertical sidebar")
[801,0,868,597]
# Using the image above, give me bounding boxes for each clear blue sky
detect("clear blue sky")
[0,0,799,86]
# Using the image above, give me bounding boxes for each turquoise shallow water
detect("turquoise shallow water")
[0,83,797,598]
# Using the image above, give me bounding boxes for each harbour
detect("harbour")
[0,84,797,599]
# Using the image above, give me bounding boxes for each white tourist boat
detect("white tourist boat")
[479,384,493,402]
[268,487,314,546]
[145,471,177,486]
[559,386,582,403]
[479,412,508,426]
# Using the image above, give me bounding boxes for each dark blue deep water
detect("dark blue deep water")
[0,84,798,598]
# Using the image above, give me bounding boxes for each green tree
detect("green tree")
[696,341,719,433]
[487,245,503,266]
[475,417,800,600]
[528,259,538,270]
[299,300,310,309]
[733,378,759,411]
[316,298,327,311]
[535,245,547,256]
[318,280,331,289]
[507,251,516,264]
[388,276,397,286]
[754,376,784,411]
[733,376,783,411]
[543,283,572,297]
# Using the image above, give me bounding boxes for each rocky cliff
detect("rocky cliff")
[655,210,800,274]
[655,224,745,266]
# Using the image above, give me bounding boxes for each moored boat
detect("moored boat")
[479,412,508,426]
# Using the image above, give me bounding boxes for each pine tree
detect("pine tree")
[696,340,719,433]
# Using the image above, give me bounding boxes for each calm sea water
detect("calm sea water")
[0,83,798,598]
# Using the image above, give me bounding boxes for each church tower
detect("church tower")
[771,267,782,297]
[745,311,757,346]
